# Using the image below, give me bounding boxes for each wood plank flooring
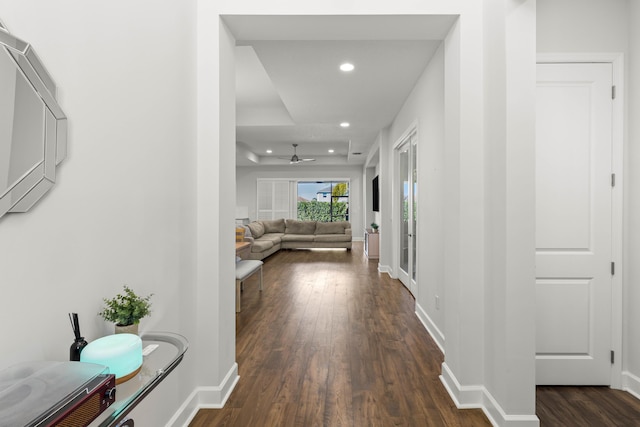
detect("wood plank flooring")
[537,386,640,426]
[190,242,640,426]
[191,243,489,426]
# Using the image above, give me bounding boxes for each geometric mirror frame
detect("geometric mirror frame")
[0,20,67,219]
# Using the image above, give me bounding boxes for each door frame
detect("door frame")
[393,123,419,295]
[537,53,624,389]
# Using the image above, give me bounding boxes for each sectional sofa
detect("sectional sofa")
[243,218,352,260]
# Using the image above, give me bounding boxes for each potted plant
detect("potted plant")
[99,285,153,335]
[370,223,379,233]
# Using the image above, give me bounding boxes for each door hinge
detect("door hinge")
[612,85,616,99]
[611,262,615,275]
[611,350,615,364]
[612,173,616,187]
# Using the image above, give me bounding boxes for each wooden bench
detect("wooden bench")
[235,260,263,312]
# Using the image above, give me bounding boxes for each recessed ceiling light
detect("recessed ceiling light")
[328,149,335,153]
[340,122,350,128]
[340,63,354,72]
[266,149,272,154]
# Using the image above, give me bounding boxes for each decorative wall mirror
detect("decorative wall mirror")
[0,20,67,219]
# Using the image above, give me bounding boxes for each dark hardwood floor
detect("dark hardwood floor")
[190,242,640,426]
[537,386,640,426]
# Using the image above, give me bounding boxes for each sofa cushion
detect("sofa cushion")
[285,219,316,235]
[247,221,265,238]
[281,234,316,242]
[314,234,352,243]
[251,239,274,252]
[261,218,286,233]
[260,233,284,244]
[315,221,349,235]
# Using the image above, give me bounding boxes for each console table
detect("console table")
[0,332,188,427]
[364,228,379,259]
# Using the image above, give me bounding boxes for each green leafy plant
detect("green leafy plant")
[98,285,153,326]
[370,222,379,231]
[297,200,348,222]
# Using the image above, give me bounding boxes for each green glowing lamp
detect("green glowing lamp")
[80,333,143,383]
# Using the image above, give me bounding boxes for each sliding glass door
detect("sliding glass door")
[297,181,349,222]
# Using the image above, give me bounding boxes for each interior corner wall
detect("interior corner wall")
[235,165,364,238]
[440,4,488,399]
[377,126,394,272]
[193,6,238,406]
[364,166,375,231]
[626,1,640,386]
[0,1,198,425]
[373,162,381,228]
[482,0,537,421]
[364,135,382,235]
[386,43,446,347]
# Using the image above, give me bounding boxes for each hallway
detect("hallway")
[191,243,489,426]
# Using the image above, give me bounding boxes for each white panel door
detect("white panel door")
[536,63,613,385]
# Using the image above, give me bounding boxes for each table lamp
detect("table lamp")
[80,333,143,384]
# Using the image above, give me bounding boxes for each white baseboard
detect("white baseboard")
[440,362,484,408]
[440,363,539,427]
[414,302,445,354]
[378,264,393,277]
[623,370,640,400]
[168,363,240,427]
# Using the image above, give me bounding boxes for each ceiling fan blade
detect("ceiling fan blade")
[282,144,315,164]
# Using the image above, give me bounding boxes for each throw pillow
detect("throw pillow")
[315,221,347,235]
[262,218,286,233]
[247,221,265,238]
[285,219,317,235]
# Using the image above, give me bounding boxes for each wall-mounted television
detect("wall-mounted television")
[372,175,379,212]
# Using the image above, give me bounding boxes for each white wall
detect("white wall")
[628,0,640,389]
[364,135,381,236]
[386,43,446,347]
[537,0,629,53]
[0,1,198,425]
[236,165,364,238]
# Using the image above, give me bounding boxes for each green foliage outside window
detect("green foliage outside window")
[298,200,348,222]
[331,182,348,202]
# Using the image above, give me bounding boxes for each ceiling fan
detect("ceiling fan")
[279,143,316,164]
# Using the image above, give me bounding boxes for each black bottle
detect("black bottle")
[69,313,88,361]
[70,337,88,361]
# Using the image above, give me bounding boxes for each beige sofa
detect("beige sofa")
[243,218,352,260]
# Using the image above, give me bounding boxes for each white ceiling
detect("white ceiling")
[228,15,458,167]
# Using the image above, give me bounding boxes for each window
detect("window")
[297,181,349,222]
[256,180,293,220]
